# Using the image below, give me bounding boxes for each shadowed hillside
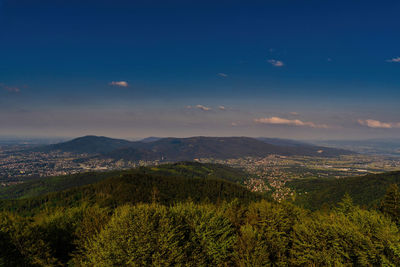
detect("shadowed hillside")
[0,164,262,215]
[288,171,400,210]
[33,136,353,162]
[0,162,250,200]
[35,135,134,154]
[103,136,353,162]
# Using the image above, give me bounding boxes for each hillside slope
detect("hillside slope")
[0,162,250,200]
[0,167,262,215]
[288,171,400,210]
[103,136,353,162]
[36,135,134,154]
[34,136,353,160]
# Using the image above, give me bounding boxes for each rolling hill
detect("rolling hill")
[0,162,262,215]
[288,171,400,210]
[38,135,134,154]
[103,136,353,161]
[0,162,250,200]
[34,136,353,161]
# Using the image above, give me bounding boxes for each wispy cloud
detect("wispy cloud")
[289,112,299,116]
[267,59,284,67]
[196,105,212,111]
[109,81,129,87]
[217,73,228,78]
[386,57,400,63]
[254,116,329,128]
[0,83,20,93]
[358,119,400,129]
[186,105,226,111]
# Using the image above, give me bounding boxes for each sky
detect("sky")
[0,0,399,140]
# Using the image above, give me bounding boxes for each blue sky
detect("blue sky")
[0,0,399,139]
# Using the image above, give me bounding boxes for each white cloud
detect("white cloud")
[267,59,284,67]
[217,73,228,77]
[386,57,400,63]
[196,105,212,111]
[254,116,329,128]
[186,105,226,111]
[289,112,299,116]
[109,81,129,87]
[358,119,400,129]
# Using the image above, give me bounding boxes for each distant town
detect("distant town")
[1,144,399,201]
[200,154,400,201]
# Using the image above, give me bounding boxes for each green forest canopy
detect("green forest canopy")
[1,162,400,266]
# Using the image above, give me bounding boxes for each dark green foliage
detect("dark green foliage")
[290,197,400,266]
[289,171,400,210]
[76,204,190,266]
[2,199,399,266]
[1,164,400,266]
[235,200,305,266]
[0,162,250,200]
[287,194,400,265]
[0,171,123,199]
[0,165,262,215]
[143,161,250,183]
[0,205,110,266]
[381,184,400,225]
[75,203,237,266]
[0,212,57,266]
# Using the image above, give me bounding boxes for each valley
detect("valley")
[2,144,399,183]
[200,154,400,200]
[2,138,399,204]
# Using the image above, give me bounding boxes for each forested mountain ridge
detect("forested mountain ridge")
[0,163,262,215]
[32,135,134,154]
[33,135,354,161]
[3,161,399,213]
[0,162,250,200]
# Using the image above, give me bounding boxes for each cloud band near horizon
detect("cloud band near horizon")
[358,119,400,129]
[254,116,329,128]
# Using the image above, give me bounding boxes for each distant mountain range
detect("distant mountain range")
[33,135,354,162]
[40,135,132,154]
